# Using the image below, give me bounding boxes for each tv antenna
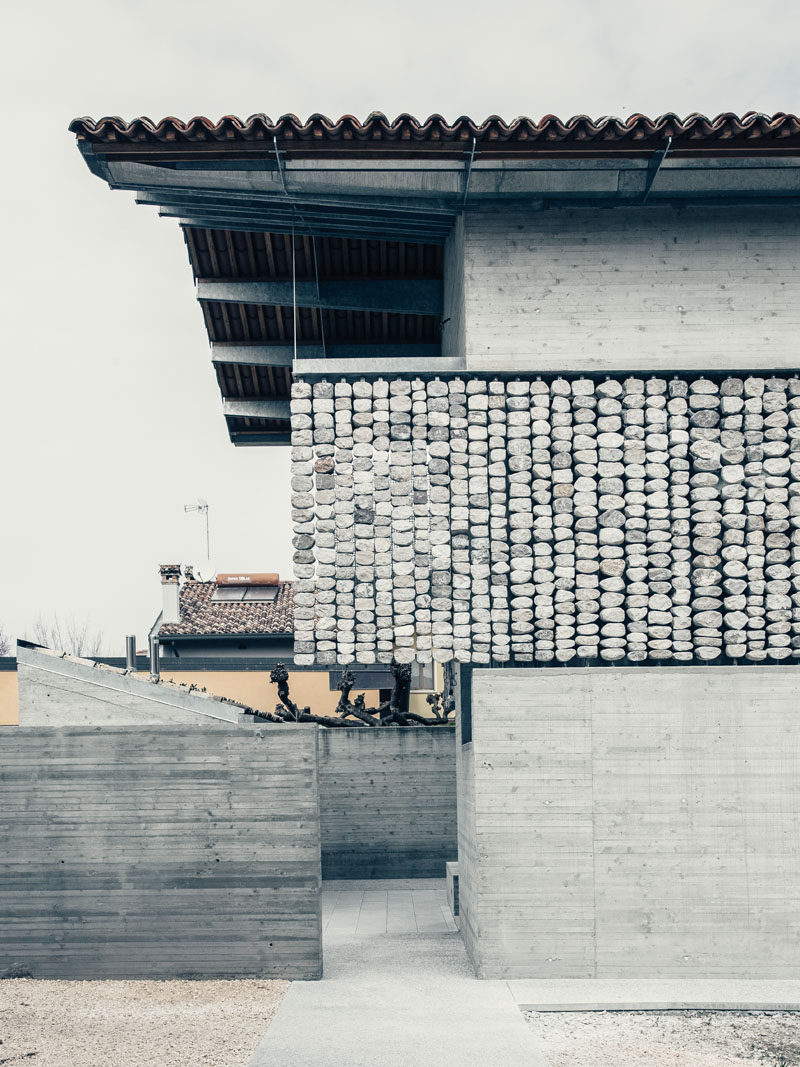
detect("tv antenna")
[184,499,211,561]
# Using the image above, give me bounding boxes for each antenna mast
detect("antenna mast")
[184,499,210,561]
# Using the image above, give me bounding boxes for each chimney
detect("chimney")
[125,635,136,671]
[159,563,182,624]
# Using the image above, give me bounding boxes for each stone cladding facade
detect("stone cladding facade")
[290,374,800,667]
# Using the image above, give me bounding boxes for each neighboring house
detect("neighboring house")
[149,564,441,717]
[0,658,18,726]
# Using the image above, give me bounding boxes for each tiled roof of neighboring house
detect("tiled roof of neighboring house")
[69,112,800,157]
[158,579,294,638]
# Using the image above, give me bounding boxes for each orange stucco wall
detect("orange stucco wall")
[0,673,19,726]
[0,662,444,727]
[138,668,381,717]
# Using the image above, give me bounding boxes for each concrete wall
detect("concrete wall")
[461,204,800,373]
[0,725,321,979]
[17,645,250,726]
[319,727,457,878]
[442,213,466,359]
[462,665,800,978]
[454,667,479,961]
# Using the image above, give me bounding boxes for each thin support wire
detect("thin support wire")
[311,234,327,360]
[291,210,297,365]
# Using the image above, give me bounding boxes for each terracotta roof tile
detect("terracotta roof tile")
[158,579,293,638]
[69,112,800,156]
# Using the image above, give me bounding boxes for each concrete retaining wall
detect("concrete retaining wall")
[462,665,800,978]
[0,725,322,979]
[17,645,249,725]
[319,727,457,878]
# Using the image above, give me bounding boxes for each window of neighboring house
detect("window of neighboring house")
[411,659,436,691]
[211,585,279,603]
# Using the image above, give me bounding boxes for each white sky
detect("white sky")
[1,0,799,653]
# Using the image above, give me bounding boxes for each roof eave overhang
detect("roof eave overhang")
[158,631,294,642]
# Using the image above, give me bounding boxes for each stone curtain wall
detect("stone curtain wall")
[290,375,800,667]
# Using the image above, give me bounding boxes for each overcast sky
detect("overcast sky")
[1,0,798,654]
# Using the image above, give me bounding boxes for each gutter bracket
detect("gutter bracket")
[461,137,477,211]
[273,136,290,197]
[641,136,672,204]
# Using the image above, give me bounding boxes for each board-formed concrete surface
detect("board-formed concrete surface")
[0,725,321,979]
[461,665,800,979]
[17,643,250,725]
[319,728,457,878]
[249,880,545,1067]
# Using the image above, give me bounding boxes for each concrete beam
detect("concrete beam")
[292,356,466,378]
[198,279,443,316]
[223,398,291,420]
[212,343,443,365]
[230,432,291,446]
[212,344,297,367]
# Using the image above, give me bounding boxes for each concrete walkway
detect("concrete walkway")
[248,879,545,1067]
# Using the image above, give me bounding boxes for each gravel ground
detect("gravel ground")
[524,1010,800,1067]
[0,978,288,1067]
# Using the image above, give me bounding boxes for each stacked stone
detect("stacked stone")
[667,379,693,662]
[505,382,532,662]
[642,378,672,662]
[371,380,393,663]
[294,372,800,668]
[409,379,430,665]
[446,379,468,663]
[530,381,554,663]
[386,380,415,665]
[349,381,374,664]
[326,382,353,664]
[738,377,767,661]
[302,380,335,667]
[688,378,723,660]
[593,378,622,661]
[550,378,576,663]
[506,383,534,661]
[620,378,646,662]
[572,379,599,661]
[289,380,316,666]
[409,381,435,665]
[791,380,800,660]
[716,376,746,659]
[466,380,490,663]
[762,378,792,662]
[429,381,458,664]
[486,381,510,661]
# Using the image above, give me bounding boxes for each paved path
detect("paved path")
[248,879,545,1067]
